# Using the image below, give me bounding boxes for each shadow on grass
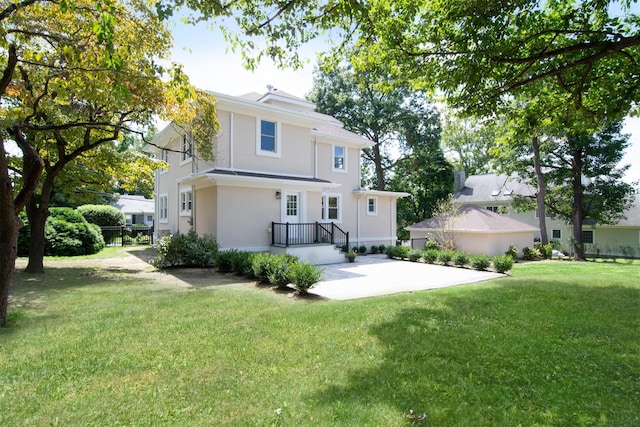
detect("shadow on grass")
[308,282,640,425]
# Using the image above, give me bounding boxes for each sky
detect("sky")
[168,17,640,184]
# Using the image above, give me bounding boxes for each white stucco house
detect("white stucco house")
[149,87,408,264]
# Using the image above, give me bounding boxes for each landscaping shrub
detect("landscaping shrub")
[505,244,518,261]
[215,249,239,272]
[77,204,125,226]
[267,254,297,288]
[151,230,218,268]
[392,245,411,259]
[422,249,439,264]
[251,252,275,282]
[358,245,367,254]
[289,261,323,294]
[19,207,105,257]
[437,250,454,265]
[370,245,379,254]
[385,245,394,258]
[409,249,422,262]
[535,242,553,259]
[238,252,257,277]
[453,251,470,267]
[424,238,440,250]
[378,244,386,254]
[471,254,491,271]
[522,246,542,261]
[492,254,515,273]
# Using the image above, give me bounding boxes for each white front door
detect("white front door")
[282,191,301,243]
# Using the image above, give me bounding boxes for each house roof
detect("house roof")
[455,173,536,203]
[178,168,340,189]
[407,204,539,233]
[110,195,154,214]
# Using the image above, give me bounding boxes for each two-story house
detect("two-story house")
[150,87,407,264]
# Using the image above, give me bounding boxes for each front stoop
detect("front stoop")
[270,244,346,265]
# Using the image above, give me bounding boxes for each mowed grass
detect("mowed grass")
[1,250,639,426]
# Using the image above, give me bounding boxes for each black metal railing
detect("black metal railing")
[272,222,348,251]
[100,225,154,247]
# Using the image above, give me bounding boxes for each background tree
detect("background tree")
[441,113,499,176]
[0,0,218,326]
[307,63,415,190]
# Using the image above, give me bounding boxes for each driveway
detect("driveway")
[310,254,504,300]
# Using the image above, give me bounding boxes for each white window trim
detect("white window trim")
[321,193,342,223]
[582,230,595,245]
[332,144,347,173]
[367,196,378,216]
[180,187,193,216]
[159,149,169,174]
[180,135,193,165]
[159,193,169,223]
[256,118,281,158]
[552,229,562,239]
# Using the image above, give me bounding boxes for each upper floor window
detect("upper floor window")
[321,194,341,223]
[159,194,168,223]
[552,229,561,239]
[161,149,169,163]
[256,119,280,157]
[333,145,346,172]
[180,189,193,214]
[367,196,377,215]
[181,135,192,163]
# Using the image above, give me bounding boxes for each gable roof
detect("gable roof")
[110,195,154,214]
[455,173,536,203]
[407,204,538,233]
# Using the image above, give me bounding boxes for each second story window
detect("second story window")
[181,135,192,163]
[159,194,168,223]
[260,120,277,153]
[333,145,346,171]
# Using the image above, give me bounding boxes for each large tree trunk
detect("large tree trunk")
[531,136,548,245]
[24,195,48,273]
[372,143,386,190]
[0,145,19,326]
[571,148,585,261]
[24,170,57,273]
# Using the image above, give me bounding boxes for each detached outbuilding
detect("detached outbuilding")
[407,204,538,257]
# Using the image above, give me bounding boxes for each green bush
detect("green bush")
[384,245,394,258]
[522,246,542,261]
[238,252,257,277]
[391,245,411,259]
[358,245,367,254]
[151,230,218,268]
[370,245,379,254]
[471,254,491,271]
[492,254,515,273]
[437,250,454,265]
[251,252,275,282]
[505,244,518,260]
[534,242,553,259]
[215,249,239,272]
[267,254,297,288]
[424,239,440,250]
[289,261,323,294]
[18,207,105,257]
[409,249,422,262]
[378,244,386,254]
[422,249,439,264]
[453,251,470,267]
[77,204,125,226]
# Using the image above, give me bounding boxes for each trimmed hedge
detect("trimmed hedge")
[77,204,125,226]
[151,230,218,268]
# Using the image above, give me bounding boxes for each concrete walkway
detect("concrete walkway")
[310,254,504,300]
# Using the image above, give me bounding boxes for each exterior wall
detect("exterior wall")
[584,226,640,257]
[356,195,398,247]
[409,229,535,257]
[194,186,217,238]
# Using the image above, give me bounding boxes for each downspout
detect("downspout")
[230,112,234,169]
[313,136,318,178]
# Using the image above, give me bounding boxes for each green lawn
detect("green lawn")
[2,250,639,426]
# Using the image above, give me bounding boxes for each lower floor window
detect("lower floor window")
[552,229,561,239]
[159,195,168,222]
[582,230,594,244]
[321,194,341,222]
[181,190,193,213]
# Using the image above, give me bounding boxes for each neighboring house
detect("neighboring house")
[406,204,538,257]
[150,87,408,264]
[453,171,640,257]
[110,195,155,226]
